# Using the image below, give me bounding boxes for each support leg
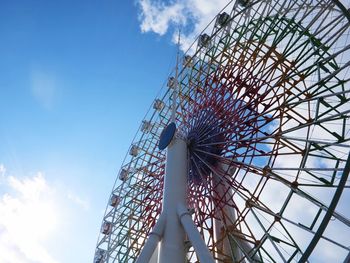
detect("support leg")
[177,204,215,263]
[136,215,165,263]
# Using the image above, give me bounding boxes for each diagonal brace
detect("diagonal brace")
[177,204,215,263]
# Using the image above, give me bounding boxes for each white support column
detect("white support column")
[177,204,215,263]
[149,243,159,263]
[159,137,188,263]
[136,214,165,263]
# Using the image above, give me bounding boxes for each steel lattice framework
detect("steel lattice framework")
[95,0,350,262]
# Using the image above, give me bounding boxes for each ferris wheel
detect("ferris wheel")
[95,0,350,262]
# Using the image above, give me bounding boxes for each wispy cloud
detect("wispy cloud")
[137,0,233,51]
[138,0,188,35]
[30,69,57,109]
[67,192,90,211]
[0,168,60,263]
[0,164,94,262]
[0,164,5,178]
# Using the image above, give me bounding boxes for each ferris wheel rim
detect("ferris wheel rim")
[95,1,350,262]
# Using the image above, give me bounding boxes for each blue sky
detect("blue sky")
[1,1,350,262]
[0,1,181,262]
[0,0,229,261]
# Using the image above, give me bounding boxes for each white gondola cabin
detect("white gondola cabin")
[215,12,230,28]
[119,168,128,181]
[167,76,177,89]
[101,221,112,235]
[238,0,249,6]
[141,120,152,133]
[198,34,210,48]
[109,194,121,207]
[94,249,106,263]
[129,145,139,157]
[183,55,193,68]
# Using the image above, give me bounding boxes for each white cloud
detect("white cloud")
[67,192,90,211]
[137,0,232,51]
[138,0,188,35]
[0,164,5,178]
[0,165,94,261]
[0,170,60,263]
[30,69,57,109]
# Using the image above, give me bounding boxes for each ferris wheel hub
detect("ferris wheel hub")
[159,122,176,150]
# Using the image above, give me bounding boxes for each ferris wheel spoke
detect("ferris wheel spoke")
[190,153,215,185]
[202,148,346,191]
[280,110,350,137]
[236,191,301,262]
[296,19,349,67]
[190,101,314,152]
[189,114,266,150]
[288,44,350,86]
[268,89,349,114]
[257,211,312,261]
[280,135,350,148]
[278,57,350,105]
[196,136,273,148]
[208,176,264,258]
[313,10,346,44]
[251,215,294,262]
[191,151,257,204]
[283,7,333,60]
[264,168,350,229]
[226,20,302,88]
[253,202,350,252]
